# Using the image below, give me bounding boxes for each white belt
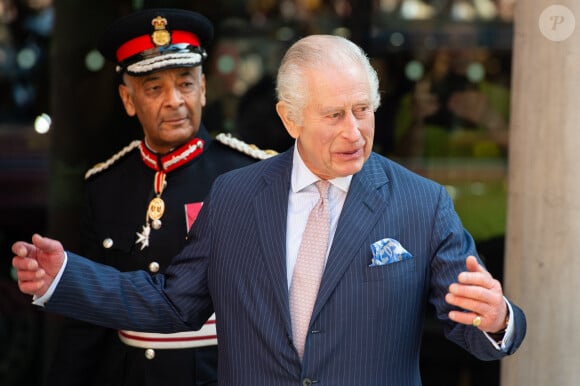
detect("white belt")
[118,314,217,349]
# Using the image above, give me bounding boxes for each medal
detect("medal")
[136,224,151,250]
[148,196,165,221]
[137,171,167,250]
[147,171,167,226]
[148,171,167,223]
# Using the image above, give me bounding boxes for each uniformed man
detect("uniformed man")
[45,8,274,386]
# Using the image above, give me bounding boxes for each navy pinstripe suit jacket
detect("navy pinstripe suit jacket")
[48,148,526,385]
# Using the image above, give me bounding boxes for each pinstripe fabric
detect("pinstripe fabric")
[48,148,526,386]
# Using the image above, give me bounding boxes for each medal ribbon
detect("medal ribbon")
[154,171,166,196]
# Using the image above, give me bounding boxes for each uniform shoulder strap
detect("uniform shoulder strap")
[215,133,278,160]
[84,140,141,180]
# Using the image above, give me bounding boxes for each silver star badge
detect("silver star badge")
[136,224,151,250]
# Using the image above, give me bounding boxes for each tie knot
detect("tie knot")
[315,180,330,200]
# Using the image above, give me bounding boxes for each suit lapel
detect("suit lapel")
[312,155,389,318]
[253,150,294,329]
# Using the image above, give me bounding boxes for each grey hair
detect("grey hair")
[276,35,381,126]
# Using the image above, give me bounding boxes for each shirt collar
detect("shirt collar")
[291,143,352,193]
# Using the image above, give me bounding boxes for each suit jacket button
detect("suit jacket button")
[302,378,313,386]
[102,238,113,249]
[149,261,160,273]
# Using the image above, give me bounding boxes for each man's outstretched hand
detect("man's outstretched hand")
[12,234,65,297]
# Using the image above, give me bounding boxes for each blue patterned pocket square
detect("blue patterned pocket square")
[369,238,413,267]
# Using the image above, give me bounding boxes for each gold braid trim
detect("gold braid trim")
[84,140,141,180]
[215,133,277,160]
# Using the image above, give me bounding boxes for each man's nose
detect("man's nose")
[164,87,184,106]
[342,111,361,140]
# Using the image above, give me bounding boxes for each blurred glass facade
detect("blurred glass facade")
[1,1,515,385]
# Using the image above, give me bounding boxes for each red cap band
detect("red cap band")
[116,31,201,63]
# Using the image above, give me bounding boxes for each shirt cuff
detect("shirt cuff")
[483,296,515,351]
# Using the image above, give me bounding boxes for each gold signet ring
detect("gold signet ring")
[472,316,482,327]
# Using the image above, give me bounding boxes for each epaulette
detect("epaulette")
[84,140,141,180]
[215,133,278,160]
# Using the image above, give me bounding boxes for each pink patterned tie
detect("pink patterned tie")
[289,180,330,359]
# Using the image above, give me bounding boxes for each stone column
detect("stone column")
[503,2,580,385]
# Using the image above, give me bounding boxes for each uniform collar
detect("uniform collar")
[139,135,204,172]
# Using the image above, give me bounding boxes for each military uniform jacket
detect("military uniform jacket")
[46,126,267,386]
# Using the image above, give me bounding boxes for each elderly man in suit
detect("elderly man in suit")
[13,34,525,386]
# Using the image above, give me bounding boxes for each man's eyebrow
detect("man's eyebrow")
[178,69,196,77]
[140,74,161,84]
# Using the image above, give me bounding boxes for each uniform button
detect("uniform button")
[144,348,155,360]
[102,238,113,249]
[302,378,313,386]
[149,261,160,273]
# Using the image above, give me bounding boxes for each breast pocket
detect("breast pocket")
[363,256,416,282]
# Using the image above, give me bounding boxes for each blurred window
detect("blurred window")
[0,0,53,124]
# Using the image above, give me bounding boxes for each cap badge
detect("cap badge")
[150,16,171,47]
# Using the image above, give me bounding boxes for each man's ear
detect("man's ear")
[200,73,207,108]
[118,83,136,117]
[276,101,300,139]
